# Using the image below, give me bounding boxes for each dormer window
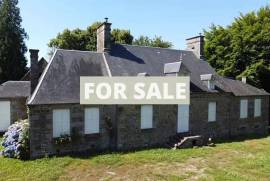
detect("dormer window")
[164,61,190,76]
[200,74,215,90]
[208,80,215,90]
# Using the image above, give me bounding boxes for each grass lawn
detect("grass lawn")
[1,136,270,181]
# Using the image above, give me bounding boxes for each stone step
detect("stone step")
[169,135,204,149]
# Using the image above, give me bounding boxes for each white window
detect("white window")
[0,101,11,131]
[240,99,248,118]
[85,107,100,134]
[141,105,153,129]
[53,109,70,138]
[208,80,215,90]
[177,105,189,133]
[254,99,261,117]
[208,102,216,122]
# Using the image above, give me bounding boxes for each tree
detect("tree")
[111,29,133,44]
[0,0,28,83]
[48,22,173,53]
[133,35,173,48]
[204,6,270,92]
[48,22,134,52]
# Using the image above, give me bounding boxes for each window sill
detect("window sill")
[254,116,261,118]
[84,133,101,138]
[141,128,155,131]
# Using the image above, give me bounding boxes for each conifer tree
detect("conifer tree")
[0,0,28,83]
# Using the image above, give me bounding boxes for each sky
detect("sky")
[18,0,270,63]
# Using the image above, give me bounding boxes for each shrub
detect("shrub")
[53,134,72,145]
[1,120,29,160]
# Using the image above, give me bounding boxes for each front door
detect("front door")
[177,104,189,133]
[0,101,11,131]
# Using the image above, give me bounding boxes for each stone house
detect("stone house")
[27,20,269,158]
[0,56,47,132]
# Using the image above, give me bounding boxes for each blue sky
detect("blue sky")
[19,0,270,62]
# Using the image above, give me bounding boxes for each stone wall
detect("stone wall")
[116,105,177,150]
[10,98,28,123]
[28,94,269,158]
[29,104,116,158]
[189,93,269,140]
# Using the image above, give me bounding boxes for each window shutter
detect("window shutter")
[0,101,11,131]
[240,99,248,118]
[141,105,153,129]
[177,105,189,133]
[254,99,261,117]
[53,109,70,138]
[85,107,100,134]
[208,102,216,122]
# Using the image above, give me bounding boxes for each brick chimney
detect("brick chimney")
[186,34,205,59]
[97,18,112,52]
[29,49,39,94]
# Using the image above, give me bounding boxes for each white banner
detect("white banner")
[80,76,190,105]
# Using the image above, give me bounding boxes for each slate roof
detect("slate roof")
[0,81,30,98]
[106,44,216,92]
[21,57,48,81]
[28,49,108,105]
[28,44,269,105]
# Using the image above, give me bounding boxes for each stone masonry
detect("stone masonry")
[29,93,269,158]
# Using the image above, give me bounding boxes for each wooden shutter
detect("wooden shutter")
[0,101,10,131]
[53,109,70,138]
[141,105,153,129]
[84,107,100,134]
[240,99,248,118]
[254,99,261,117]
[208,102,216,122]
[177,105,189,133]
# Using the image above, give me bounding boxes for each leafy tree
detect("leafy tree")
[112,29,133,44]
[48,22,173,54]
[48,22,134,52]
[133,35,173,48]
[0,0,28,83]
[204,6,270,92]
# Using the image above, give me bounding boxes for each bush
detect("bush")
[1,120,29,160]
[53,134,72,145]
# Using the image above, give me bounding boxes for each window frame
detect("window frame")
[140,105,153,129]
[254,99,262,117]
[52,109,70,138]
[240,99,248,119]
[208,102,216,122]
[84,107,100,134]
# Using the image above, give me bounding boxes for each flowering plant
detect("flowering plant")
[1,120,29,160]
[53,134,72,145]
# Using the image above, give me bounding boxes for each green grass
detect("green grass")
[1,136,270,180]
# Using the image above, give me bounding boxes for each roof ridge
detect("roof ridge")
[2,81,30,84]
[117,43,193,52]
[57,48,101,54]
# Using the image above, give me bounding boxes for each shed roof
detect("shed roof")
[0,81,30,98]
